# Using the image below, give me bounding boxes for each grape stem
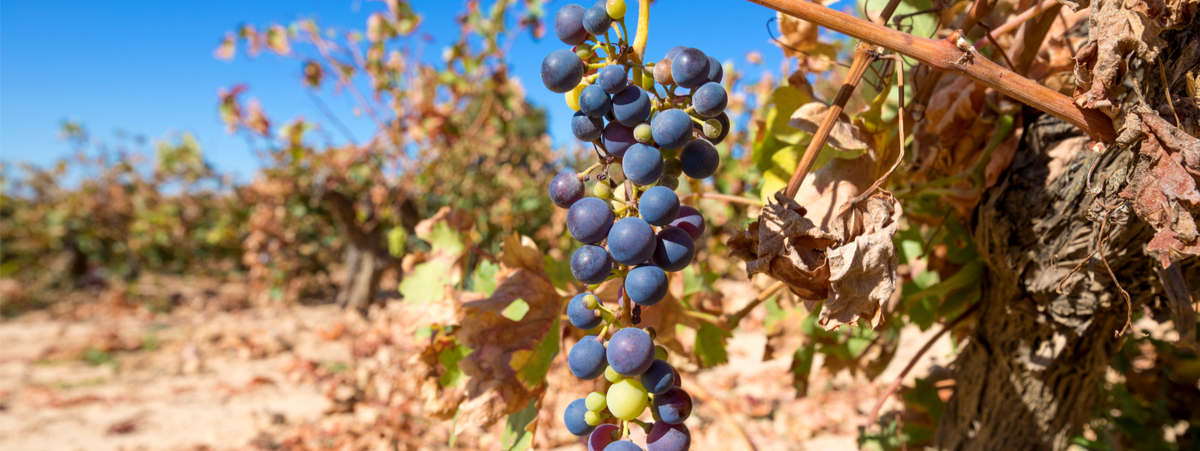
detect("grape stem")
[628,418,653,434]
[629,0,650,88]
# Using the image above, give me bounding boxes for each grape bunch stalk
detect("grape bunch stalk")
[542,1,727,450]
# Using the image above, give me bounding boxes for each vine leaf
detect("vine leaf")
[788,102,870,151]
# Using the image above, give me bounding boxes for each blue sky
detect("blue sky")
[1,0,795,181]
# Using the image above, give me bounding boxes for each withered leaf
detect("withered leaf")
[788,102,870,151]
[775,10,820,57]
[820,193,902,330]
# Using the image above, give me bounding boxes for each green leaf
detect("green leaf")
[515,317,560,388]
[694,322,731,367]
[502,299,530,322]
[471,260,500,296]
[501,399,538,451]
[399,259,454,303]
[683,263,719,298]
[426,222,465,256]
[439,342,473,387]
[767,86,811,144]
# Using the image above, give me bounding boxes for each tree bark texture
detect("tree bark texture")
[323,190,402,316]
[936,38,1200,450]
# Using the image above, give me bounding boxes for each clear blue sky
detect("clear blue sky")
[2,0,797,181]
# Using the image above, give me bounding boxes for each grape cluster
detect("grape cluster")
[543,1,723,450]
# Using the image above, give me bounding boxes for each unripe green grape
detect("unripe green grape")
[663,157,682,177]
[566,84,586,111]
[655,345,668,360]
[657,174,679,190]
[605,365,624,383]
[605,379,649,420]
[606,0,626,19]
[594,181,613,199]
[577,48,593,60]
[659,148,679,159]
[584,410,604,426]
[633,123,654,144]
[586,391,608,411]
[641,71,655,90]
[643,327,657,340]
[583,294,600,310]
[703,118,722,138]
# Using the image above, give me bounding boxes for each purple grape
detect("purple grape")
[567,197,614,244]
[671,48,710,89]
[573,111,605,142]
[640,359,676,395]
[679,138,719,179]
[646,422,690,451]
[625,264,668,306]
[706,55,723,83]
[669,206,704,242]
[603,121,637,158]
[572,244,613,284]
[651,109,693,150]
[568,293,604,329]
[650,226,694,272]
[583,5,613,36]
[651,387,692,425]
[639,186,680,226]
[606,217,656,265]
[589,424,621,451]
[569,335,609,379]
[606,327,655,376]
[542,49,585,93]
[691,82,727,118]
[622,143,664,186]
[692,111,730,145]
[604,441,643,451]
[580,84,612,118]
[565,398,596,436]
[664,46,686,60]
[554,4,589,45]
[612,85,651,127]
[549,172,585,209]
[597,65,628,94]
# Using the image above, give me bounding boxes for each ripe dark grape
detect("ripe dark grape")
[679,138,719,179]
[588,424,620,451]
[580,85,612,118]
[602,121,637,158]
[607,216,656,265]
[542,49,586,93]
[611,85,651,127]
[569,335,609,379]
[549,172,585,208]
[625,264,667,306]
[650,109,693,150]
[571,244,613,284]
[651,387,692,425]
[664,45,686,60]
[640,359,675,395]
[604,441,643,451]
[583,5,613,36]
[638,185,680,226]
[669,205,704,241]
[568,197,614,244]
[565,398,597,436]
[646,422,690,451]
[568,293,604,329]
[555,4,589,45]
[597,64,628,94]
[573,111,604,142]
[622,143,664,186]
[706,55,723,83]
[671,48,710,89]
[691,82,727,118]
[606,327,655,376]
[650,226,694,272]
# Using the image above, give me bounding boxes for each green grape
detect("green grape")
[657,174,679,190]
[585,410,604,426]
[605,365,624,383]
[586,391,608,411]
[703,118,722,138]
[659,148,679,159]
[641,71,655,90]
[583,294,600,309]
[663,157,682,177]
[566,83,586,111]
[605,379,649,420]
[655,345,668,360]
[634,123,654,144]
[606,0,626,19]
[594,181,613,199]
[577,48,593,60]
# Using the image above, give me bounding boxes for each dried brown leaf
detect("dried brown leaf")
[788,102,871,151]
[820,193,902,330]
[775,10,820,58]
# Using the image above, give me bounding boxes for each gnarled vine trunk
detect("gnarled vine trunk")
[935,26,1200,451]
[323,190,404,316]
